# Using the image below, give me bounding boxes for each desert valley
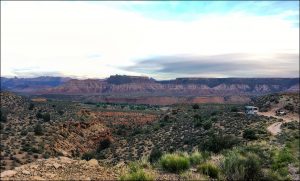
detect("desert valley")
[1,1,299,180]
[0,76,299,180]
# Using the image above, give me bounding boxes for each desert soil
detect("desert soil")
[258,108,299,135]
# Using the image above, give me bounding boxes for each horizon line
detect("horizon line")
[1,75,299,81]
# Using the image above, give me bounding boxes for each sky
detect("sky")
[1,1,299,80]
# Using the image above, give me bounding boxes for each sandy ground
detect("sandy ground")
[258,108,299,135]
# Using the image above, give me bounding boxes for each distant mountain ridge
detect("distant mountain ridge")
[1,75,299,97]
[0,76,71,92]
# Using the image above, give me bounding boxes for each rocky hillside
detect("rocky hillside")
[0,92,112,170]
[0,157,120,180]
[1,91,299,180]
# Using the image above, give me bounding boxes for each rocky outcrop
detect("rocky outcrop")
[0,157,120,180]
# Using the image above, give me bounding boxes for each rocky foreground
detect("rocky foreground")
[0,157,123,180]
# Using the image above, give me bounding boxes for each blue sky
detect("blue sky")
[1,1,299,79]
[105,1,299,22]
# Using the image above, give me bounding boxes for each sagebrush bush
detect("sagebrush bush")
[189,150,203,165]
[222,150,245,180]
[201,134,240,153]
[197,162,220,179]
[243,129,257,140]
[272,147,294,173]
[230,106,238,112]
[222,149,262,181]
[97,137,112,152]
[202,120,212,130]
[192,104,200,109]
[149,148,162,163]
[42,113,51,122]
[120,169,154,181]
[29,103,34,110]
[120,162,154,181]
[36,112,43,119]
[0,108,7,122]
[243,153,262,180]
[160,153,190,173]
[34,123,43,136]
[261,169,286,181]
[82,151,95,161]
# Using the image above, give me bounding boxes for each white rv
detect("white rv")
[245,106,259,115]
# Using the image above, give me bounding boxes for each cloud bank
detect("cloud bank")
[1,1,299,79]
[124,53,299,79]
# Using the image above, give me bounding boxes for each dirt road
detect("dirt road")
[258,109,299,135]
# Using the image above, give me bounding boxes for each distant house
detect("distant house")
[245,106,259,115]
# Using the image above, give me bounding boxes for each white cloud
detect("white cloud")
[1,1,299,79]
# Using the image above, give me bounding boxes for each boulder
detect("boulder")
[22,170,31,175]
[87,159,98,166]
[53,163,62,169]
[0,170,17,178]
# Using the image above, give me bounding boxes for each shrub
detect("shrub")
[201,134,240,153]
[284,103,294,111]
[36,112,43,119]
[82,151,96,161]
[43,153,50,159]
[272,147,293,170]
[189,150,203,165]
[243,129,257,140]
[97,137,112,152]
[222,150,262,181]
[211,111,218,116]
[42,113,50,122]
[243,153,262,180]
[58,110,64,115]
[193,114,203,127]
[192,104,200,109]
[163,115,169,122]
[193,114,202,120]
[160,153,190,173]
[283,121,298,130]
[120,162,154,181]
[210,117,218,122]
[149,148,162,163]
[222,150,245,180]
[20,130,28,136]
[120,168,154,181]
[261,169,286,181]
[29,103,34,110]
[0,109,7,122]
[230,106,238,112]
[202,120,212,130]
[197,162,220,179]
[34,123,43,136]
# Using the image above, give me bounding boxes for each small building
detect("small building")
[245,106,259,115]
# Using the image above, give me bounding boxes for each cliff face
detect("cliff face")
[1,75,299,104]
[37,76,299,96]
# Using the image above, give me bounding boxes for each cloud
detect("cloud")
[1,1,299,79]
[9,67,65,78]
[124,53,299,79]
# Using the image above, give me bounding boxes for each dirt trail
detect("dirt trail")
[258,109,299,135]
